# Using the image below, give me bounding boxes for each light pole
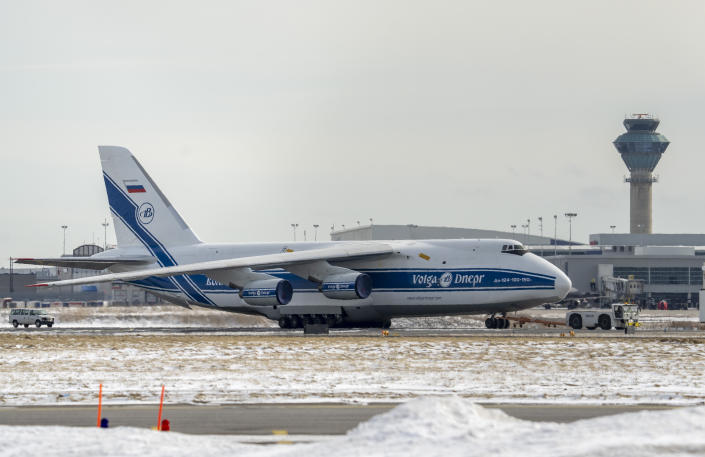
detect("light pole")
[61,225,68,256]
[564,212,577,255]
[313,224,319,241]
[610,225,616,233]
[510,224,516,235]
[9,257,13,293]
[553,215,557,256]
[527,218,531,240]
[538,216,543,256]
[290,223,299,241]
[521,224,528,244]
[101,219,109,251]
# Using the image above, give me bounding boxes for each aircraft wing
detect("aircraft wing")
[15,256,155,270]
[29,243,394,288]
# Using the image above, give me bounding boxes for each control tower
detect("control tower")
[613,114,670,234]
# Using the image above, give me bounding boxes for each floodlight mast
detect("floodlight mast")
[564,213,577,255]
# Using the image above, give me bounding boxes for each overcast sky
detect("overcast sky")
[2,0,705,261]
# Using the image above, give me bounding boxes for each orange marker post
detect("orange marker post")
[157,385,165,431]
[97,384,103,428]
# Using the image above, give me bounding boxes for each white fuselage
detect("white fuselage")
[98,238,571,324]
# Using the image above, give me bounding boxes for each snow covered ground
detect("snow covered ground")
[1,306,704,406]
[1,331,704,405]
[1,398,704,457]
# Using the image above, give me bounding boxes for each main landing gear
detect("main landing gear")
[485,314,510,329]
[278,314,339,329]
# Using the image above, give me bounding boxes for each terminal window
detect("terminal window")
[649,267,690,285]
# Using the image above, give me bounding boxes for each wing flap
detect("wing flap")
[15,257,155,270]
[30,243,394,288]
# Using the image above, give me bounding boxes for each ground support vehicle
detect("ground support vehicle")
[8,309,55,328]
[566,303,639,331]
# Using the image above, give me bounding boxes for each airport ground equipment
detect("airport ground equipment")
[600,276,644,306]
[8,308,55,328]
[500,315,566,328]
[566,303,639,331]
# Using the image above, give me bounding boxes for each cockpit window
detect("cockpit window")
[501,244,528,256]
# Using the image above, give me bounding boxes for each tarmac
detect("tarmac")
[0,403,678,435]
[0,326,703,337]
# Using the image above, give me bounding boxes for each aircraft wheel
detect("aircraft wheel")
[278,317,291,329]
[598,314,611,331]
[569,314,582,330]
[485,317,495,329]
[24,324,29,328]
[290,315,303,328]
[504,318,510,329]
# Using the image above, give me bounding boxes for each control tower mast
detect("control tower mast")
[613,114,670,234]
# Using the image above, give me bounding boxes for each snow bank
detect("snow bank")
[1,398,704,457]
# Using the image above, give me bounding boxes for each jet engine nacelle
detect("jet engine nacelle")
[320,272,372,300]
[240,279,293,306]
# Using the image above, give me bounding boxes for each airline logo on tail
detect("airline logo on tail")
[138,203,154,225]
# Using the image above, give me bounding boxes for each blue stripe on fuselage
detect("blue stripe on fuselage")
[128,268,555,304]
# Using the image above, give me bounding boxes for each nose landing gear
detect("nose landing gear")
[485,315,510,329]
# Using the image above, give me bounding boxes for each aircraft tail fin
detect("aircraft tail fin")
[99,146,201,250]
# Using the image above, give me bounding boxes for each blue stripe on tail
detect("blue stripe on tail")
[104,173,215,306]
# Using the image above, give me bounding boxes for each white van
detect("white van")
[9,309,55,328]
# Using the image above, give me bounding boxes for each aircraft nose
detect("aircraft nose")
[554,270,572,300]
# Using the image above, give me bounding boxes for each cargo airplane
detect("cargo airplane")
[18,146,571,329]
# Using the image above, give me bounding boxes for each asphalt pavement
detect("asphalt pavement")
[0,403,677,435]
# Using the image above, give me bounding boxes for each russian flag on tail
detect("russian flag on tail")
[123,179,146,193]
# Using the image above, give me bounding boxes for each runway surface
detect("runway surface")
[1,326,703,337]
[0,403,677,435]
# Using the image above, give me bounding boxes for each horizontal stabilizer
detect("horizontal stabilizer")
[16,256,155,271]
[30,243,394,288]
